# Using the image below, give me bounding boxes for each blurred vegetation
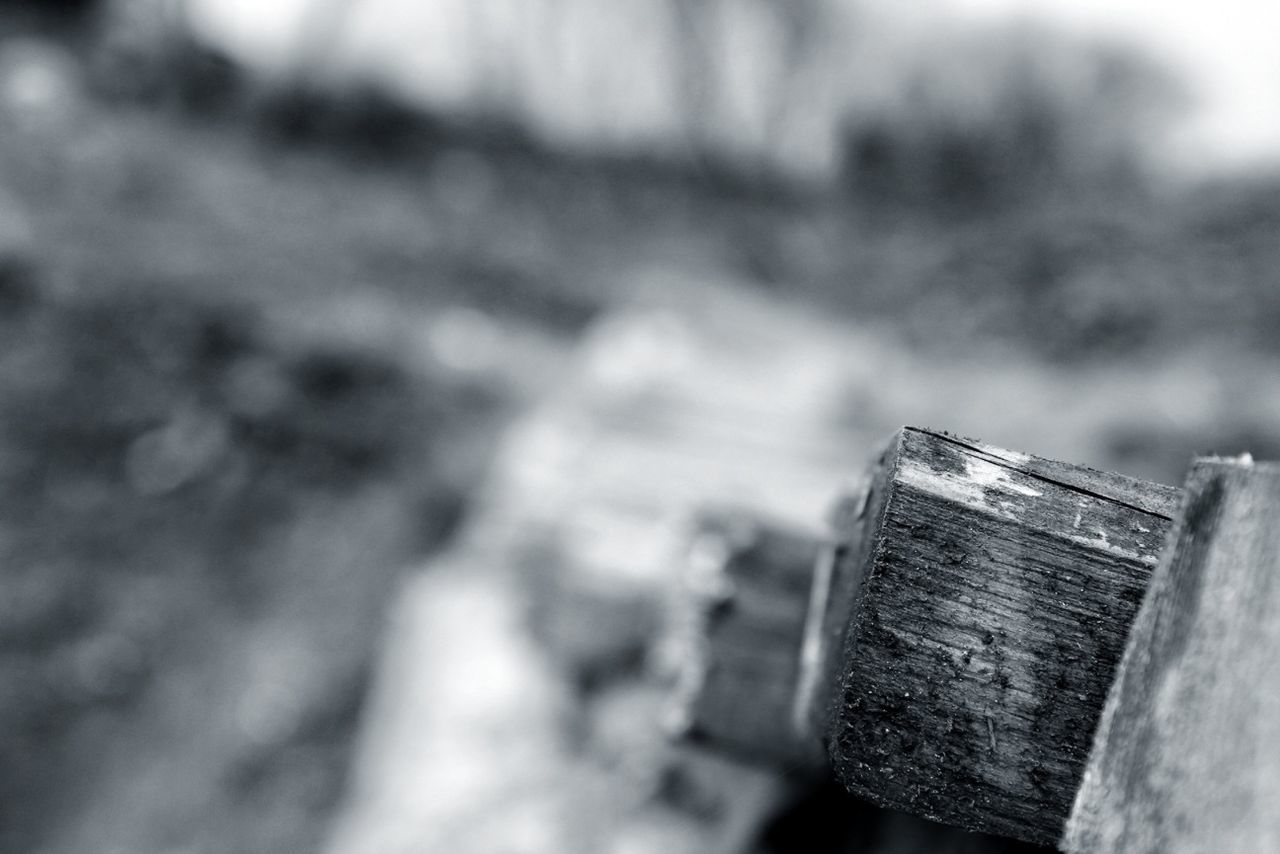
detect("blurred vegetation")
[840,24,1185,211]
[0,2,1277,852]
[0,281,502,851]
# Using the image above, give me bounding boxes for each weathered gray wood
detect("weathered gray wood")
[1063,457,1280,854]
[823,427,1181,845]
[668,507,828,771]
[671,506,1052,853]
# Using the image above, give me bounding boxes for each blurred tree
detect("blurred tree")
[840,24,1186,211]
[89,0,240,110]
[290,0,357,82]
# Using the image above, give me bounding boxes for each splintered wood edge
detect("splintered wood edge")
[909,428,1182,520]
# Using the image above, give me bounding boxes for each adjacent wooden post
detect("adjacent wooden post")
[794,473,880,750]
[667,507,828,771]
[1063,457,1280,853]
[820,428,1181,845]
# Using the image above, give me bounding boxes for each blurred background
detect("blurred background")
[1,1,1278,852]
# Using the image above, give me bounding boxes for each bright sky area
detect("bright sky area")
[192,0,1280,177]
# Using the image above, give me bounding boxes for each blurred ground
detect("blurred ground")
[1,13,1279,854]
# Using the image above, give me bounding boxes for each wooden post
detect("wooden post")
[667,507,828,771]
[820,428,1181,845]
[1063,457,1280,853]
[668,505,1051,854]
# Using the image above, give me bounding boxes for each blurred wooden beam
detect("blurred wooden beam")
[667,507,827,771]
[1063,457,1280,853]
[820,428,1180,845]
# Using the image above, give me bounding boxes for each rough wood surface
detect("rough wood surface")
[1063,457,1280,853]
[668,507,827,771]
[823,427,1181,845]
[671,507,1052,853]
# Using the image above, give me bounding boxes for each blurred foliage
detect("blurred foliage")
[840,24,1185,211]
[0,282,500,851]
[0,5,1276,852]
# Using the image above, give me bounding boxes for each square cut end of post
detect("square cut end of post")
[822,428,1178,845]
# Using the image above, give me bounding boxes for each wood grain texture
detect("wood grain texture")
[669,508,827,771]
[675,507,1052,853]
[1063,457,1280,853]
[824,428,1181,844]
